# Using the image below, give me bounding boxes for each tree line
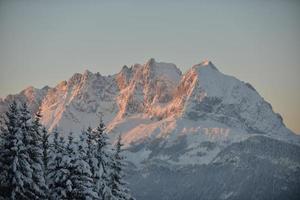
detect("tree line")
[0,101,134,200]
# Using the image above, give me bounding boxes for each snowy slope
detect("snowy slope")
[39,70,120,133]
[1,58,299,199]
[0,85,49,114]
[0,58,297,149]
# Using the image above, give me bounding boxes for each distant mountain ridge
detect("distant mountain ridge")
[1,58,299,199]
[0,58,292,136]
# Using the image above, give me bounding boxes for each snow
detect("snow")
[145,58,182,84]
[126,149,152,167]
[1,58,299,170]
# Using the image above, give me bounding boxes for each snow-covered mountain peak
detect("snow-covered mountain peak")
[145,57,156,66]
[114,59,182,120]
[20,86,50,104]
[142,59,181,86]
[68,73,83,86]
[198,59,211,66]
[42,85,51,91]
[0,58,297,149]
[83,69,93,77]
[121,65,130,72]
[0,85,50,116]
[143,58,182,79]
[178,63,291,137]
[67,70,94,86]
[192,59,218,72]
[2,59,298,199]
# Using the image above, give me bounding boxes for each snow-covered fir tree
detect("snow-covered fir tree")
[85,126,96,178]
[47,129,70,200]
[109,135,134,200]
[65,132,75,199]
[41,127,50,182]
[92,120,113,199]
[41,126,50,199]
[0,101,33,200]
[77,132,99,199]
[27,107,48,199]
[65,132,99,200]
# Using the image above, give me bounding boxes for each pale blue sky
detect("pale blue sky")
[0,0,299,132]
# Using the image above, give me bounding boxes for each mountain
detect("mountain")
[1,58,299,199]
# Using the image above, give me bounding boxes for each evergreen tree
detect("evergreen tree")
[85,126,99,195]
[26,107,48,199]
[77,133,99,199]
[85,126,96,177]
[41,126,50,199]
[0,101,33,200]
[66,132,99,200]
[65,132,75,200]
[42,127,50,181]
[47,128,60,189]
[92,120,113,199]
[110,135,134,200]
[47,129,70,200]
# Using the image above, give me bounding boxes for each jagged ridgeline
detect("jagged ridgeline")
[1,58,300,199]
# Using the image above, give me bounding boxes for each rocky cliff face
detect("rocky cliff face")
[1,58,299,199]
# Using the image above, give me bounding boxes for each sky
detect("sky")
[0,0,299,133]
